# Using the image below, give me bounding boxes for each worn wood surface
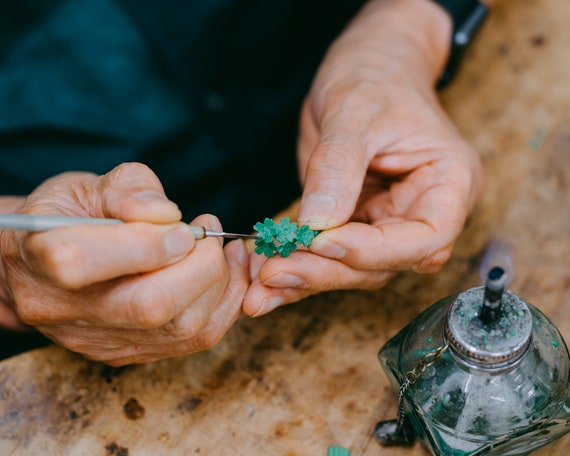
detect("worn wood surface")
[1,0,570,454]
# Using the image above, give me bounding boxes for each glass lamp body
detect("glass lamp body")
[379,288,570,456]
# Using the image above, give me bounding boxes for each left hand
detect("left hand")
[244,0,484,317]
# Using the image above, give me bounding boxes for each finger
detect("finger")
[297,130,369,230]
[296,79,388,231]
[249,248,268,281]
[259,250,393,289]
[310,221,456,274]
[52,240,250,365]
[210,238,250,330]
[24,163,182,223]
[22,215,226,329]
[23,221,196,289]
[243,279,314,318]
[243,251,394,317]
[96,214,227,329]
[370,141,484,210]
[160,238,250,351]
[100,162,183,223]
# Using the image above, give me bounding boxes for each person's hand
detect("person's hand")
[0,163,249,365]
[244,0,484,316]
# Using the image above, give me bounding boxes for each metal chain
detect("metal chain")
[396,343,449,429]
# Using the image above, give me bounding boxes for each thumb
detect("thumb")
[100,162,182,223]
[297,133,368,230]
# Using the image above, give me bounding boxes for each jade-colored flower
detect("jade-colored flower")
[275,217,297,244]
[276,241,297,258]
[252,217,320,258]
[254,239,276,257]
[253,218,279,243]
[296,224,318,247]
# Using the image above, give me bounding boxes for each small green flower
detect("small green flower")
[253,218,279,243]
[253,217,320,258]
[275,217,297,244]
[296,224,318,247]
[254,239,276,257]
[276,241,297,258]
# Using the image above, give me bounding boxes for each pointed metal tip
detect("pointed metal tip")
[203,230,259,240]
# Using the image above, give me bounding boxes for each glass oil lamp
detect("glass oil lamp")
[375,266,570,455]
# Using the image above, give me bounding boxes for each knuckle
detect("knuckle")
[106,162,154,186]
[199,329,224,350]
[182,318,206,341]
[15,303,45,326]
[28,237,88,289]
[415,247,452,274]
[358,272,393,291]
[128,286,176,328]
[193,323,226,350]
[162,314,203,340]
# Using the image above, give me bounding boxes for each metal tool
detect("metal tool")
[0,214,259,240]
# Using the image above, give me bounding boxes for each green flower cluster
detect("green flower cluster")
[253,217,319,258]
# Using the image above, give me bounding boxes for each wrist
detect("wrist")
[341,0,453,89]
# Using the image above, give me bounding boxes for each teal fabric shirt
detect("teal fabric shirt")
[0,0,364,232]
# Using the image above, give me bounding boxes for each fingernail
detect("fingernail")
[233,239,249,267]
[164,224,194,259]
[298,193,337,225]
[310,237,346,259]
[250,256,263,280]
[263,272,306,288]
[253,296,284,317]
[134,190,169,204]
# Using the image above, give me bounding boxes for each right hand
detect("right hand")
[0,163,249,365]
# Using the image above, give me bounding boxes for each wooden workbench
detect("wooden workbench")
[1,0,569,454]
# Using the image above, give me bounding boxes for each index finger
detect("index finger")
[309,218,460,275]
[23,221,196,289]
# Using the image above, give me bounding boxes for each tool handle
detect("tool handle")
[0,214,122,231]
[0,214,210,239]
[189,225,206,239]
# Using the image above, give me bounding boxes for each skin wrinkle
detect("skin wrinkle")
[147,240,227,333]
[22,173,100,219]
[187,265,246,350]
[315,132,365,174]
[356,159,443,223]
[371,220,440,272]
[158,269,229,340]
[41,238,87,288]
[268,251,393,290]
[315,72,393,130]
